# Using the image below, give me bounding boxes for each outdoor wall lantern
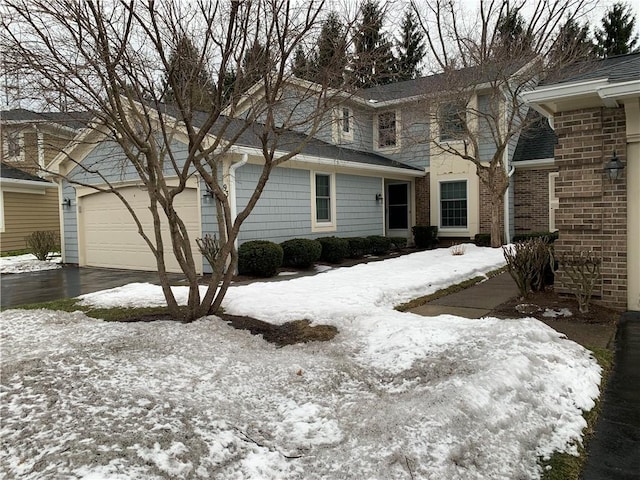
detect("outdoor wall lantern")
[61,197,72,207]
[375,193,383,202]
[604,151,625,181]
[203,188,215,198]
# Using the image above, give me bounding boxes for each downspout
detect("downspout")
[504,164,515,244]
[229,153,248,251]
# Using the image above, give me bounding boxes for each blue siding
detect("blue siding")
[233,163,384,244]
[335,174,384,236]
[235,164,312,243]
[62,181,79,263]
[478,94,498,162]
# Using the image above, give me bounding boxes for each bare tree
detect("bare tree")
[1,0,354,321]
[410,0,597,247]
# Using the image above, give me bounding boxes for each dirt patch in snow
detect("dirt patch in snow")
[221,315,338,346]
[489,289,619,325]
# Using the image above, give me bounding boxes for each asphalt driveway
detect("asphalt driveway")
[1,266,189,308]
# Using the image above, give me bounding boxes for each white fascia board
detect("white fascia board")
[227,144,425,177]
[522,79,610,104]
[598,80,640,101]
[0,177,55,194]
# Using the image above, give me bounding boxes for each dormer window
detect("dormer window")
[377,111,397,148]
[342,107,350,134]
[4,131,23,160]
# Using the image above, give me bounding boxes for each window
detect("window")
[439,103,466,141]
[315,174,331,222]
[333,106,353,142]
[440,181,467,228]
[377,111,397,148]
[342,107,350,134]
[4,132,22,159]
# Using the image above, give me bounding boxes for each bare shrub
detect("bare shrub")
[558,250,601,313]
[196,234,221,271]
[26,230,59,261]
[503,238,553,298]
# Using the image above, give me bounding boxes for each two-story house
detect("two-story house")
[0,110,88,253]
[50,67,555,274]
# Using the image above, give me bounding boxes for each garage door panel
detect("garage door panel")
[80,187,201,273]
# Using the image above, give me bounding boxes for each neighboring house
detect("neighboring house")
[0,110,88,253]
[1,109,88,175]
[523,52,640,311]
[0,162,60,252]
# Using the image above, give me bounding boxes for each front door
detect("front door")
[386,182,409,238]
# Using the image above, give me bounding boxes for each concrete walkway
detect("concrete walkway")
[409,272,519,318]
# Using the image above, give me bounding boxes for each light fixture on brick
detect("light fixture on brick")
[604,151,625,181]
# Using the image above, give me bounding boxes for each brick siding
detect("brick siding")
[415,173,430,225]
[514,169,556,234]
[553,107,627,309]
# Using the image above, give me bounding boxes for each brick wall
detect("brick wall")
[415,173,430,225]
[553,107,627,309]
[513,169,556,233]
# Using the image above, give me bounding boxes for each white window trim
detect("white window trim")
[438,179,469,231]
[332,106,354,143]
[311,171,337,233]
[373,109,401,152]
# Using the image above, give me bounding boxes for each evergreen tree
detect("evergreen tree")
[313,12,348,87]
[350,0,397,88]
[493,6,532,58]
[164,34,214,111]
[238,40,271,91]
[396,11,425,81]
[292,45,313,81]
[595,2,639,57]
[552,17,594,62]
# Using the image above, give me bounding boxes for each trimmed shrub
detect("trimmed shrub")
[26,230,59,261]
[513,231,559,243]
[317,236,349,263]
[474,233,491,247]
[238,240,283,277]
[412,225,438,249]
[367,235,392,255]
[347,237,371,258]
[388,236,408,250]
[281,238,322,268]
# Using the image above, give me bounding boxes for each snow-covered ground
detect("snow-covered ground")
[0,253,61,273]
[1,245,601,479]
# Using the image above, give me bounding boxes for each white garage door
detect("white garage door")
[80,186,202,274]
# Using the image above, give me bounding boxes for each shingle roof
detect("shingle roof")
[0,162,49,182]
[356,61,527,103]
[0,109,91,130]
[512,111,557,162]
[183,109,423,172]
[543,52,640,86]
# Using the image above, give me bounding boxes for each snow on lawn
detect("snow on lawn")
[0,245,602,479]
[0,253,61,273]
